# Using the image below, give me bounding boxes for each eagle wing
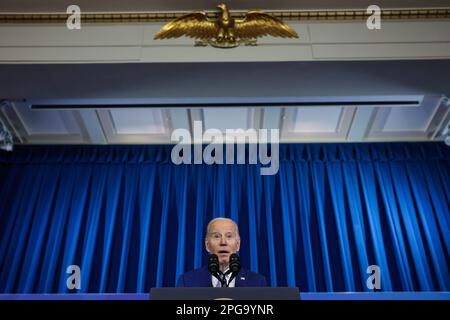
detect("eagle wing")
[154,12,217,40]
[235,11,299,39]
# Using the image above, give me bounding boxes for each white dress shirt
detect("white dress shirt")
[212,268,236,287]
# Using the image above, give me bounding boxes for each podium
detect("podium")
[150,287,299,300]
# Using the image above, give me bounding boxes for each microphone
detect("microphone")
[226,253,241,287]
[207,254,220,274]
[229,253,241,273]
[208,254,226,287]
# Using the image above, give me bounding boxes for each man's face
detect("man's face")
[205,220,241,266]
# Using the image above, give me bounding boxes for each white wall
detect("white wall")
[1,20,450,63]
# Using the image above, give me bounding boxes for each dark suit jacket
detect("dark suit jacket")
[176,267,267,287]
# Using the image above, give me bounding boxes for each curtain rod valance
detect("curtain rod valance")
[0,143,448,164]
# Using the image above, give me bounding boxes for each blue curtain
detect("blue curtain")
[0,143,448,293]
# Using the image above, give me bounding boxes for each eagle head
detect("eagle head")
[217,3,228,12]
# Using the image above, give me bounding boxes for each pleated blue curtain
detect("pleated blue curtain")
[0,143,448,293]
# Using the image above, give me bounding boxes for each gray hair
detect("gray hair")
[206,217,240,239]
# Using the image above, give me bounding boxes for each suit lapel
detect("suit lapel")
[200,267,213,287]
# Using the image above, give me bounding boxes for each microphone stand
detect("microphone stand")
[209,253,241,287]
[226,271,238,287]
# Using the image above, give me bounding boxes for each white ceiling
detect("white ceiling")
[1,94,449,144]
[110,109,165,134]
[294,107,343,133]
[0,60,449,144]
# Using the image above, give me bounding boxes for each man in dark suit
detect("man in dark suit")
[176,217,267,287]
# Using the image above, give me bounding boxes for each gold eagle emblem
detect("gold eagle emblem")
[154,3,299,48]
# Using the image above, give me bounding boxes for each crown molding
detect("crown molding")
[1,8,450,23]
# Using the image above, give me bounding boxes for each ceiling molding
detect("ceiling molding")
[1,8,450,24]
